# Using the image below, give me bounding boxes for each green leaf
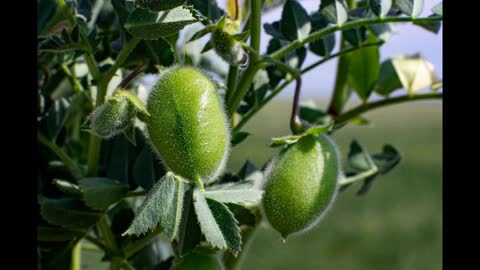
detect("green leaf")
[369,0,392,17]
[348,140,376,172]
[299,100,330,125]
[319,0,349,26]
[204,189,263,204]
[188,25,216,43]
[432,2,442,16]
[115,89,150,118]
[413,17,442,34]
[52,179,82,197]
[133,145,156,190]
[374,58,403,96]
[231,132,250,147]
[125,7,199,40]
[193,189,241,255]
[177,189,203,256]
[135,0,187,11]
[372,144,401,174]
[270,122,333,147]
[78,177,129,211]
[280,0,312,41]
[112,0,133,25]
[124,173,185,240]
[395,0,424,17]
[188,0,225,22]
[309,13,336,57]
[368,23,395,41]
[347,36,380,101]
[232,31,250,42]
[39,197,102,229]
[343,26,367,46]
[201,39,214,53]
[38,24,92,53]
[264,21,287,40]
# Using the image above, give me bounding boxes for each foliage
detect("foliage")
[37,0,442,269]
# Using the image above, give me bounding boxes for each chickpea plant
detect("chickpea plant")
[37,0,443,269]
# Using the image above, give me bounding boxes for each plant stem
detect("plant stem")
[334,92,443,126]
[227,64,261,117]
[226,65,239,103]
[226,0,262,116]
[37,133,83,179]
[84,53,101,82]
[110,257,123,270]
[84,234,107,251]
[60,64,83,93]
[117,64,145,89]
[327,0,357,116]
[290,76,303,134]
[70,241,81,270]
[98,215,120,255]
[99,37,141,96]
[268,16,442,61]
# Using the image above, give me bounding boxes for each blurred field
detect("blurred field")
[234,100,442,270]
[83,100,442,270]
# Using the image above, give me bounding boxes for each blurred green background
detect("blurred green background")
[83,100,442,270]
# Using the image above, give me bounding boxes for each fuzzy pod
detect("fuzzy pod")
[262,134,340,239]
[134,0,186,11]
[145,66,230,185]
[90,95,136,139]
[212,29,248,67]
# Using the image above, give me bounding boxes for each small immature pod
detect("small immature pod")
[262,134,340,239]
[212,28,248,67]
[145,66,230,185]
[90,95,136,139]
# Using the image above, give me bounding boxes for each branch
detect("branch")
[334,92,443,126]
[269,16,442,60]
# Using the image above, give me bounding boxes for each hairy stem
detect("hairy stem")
[60,64,83,93]
[334,92,443,127]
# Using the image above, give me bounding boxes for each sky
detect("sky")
[139,0,443,100]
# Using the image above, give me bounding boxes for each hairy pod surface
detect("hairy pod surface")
[146,66,230,185]
[171,252,224,270]
[212,29,247,67]
[262,134,340,239]
[90,95,136,139]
